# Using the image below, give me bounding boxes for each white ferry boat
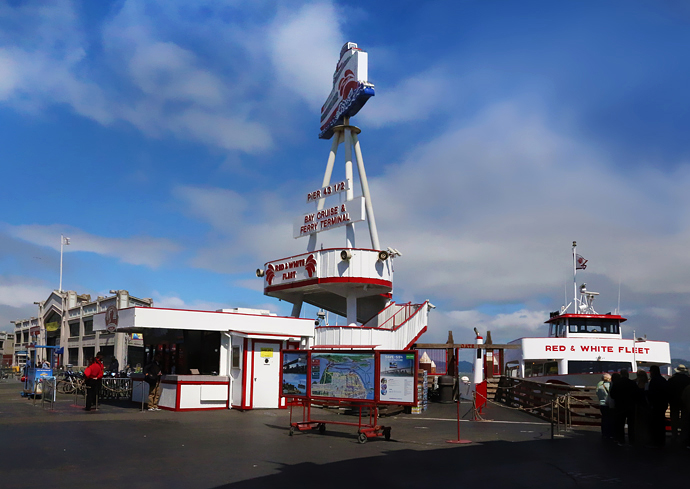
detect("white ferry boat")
[319,42,375,140]
[503,243,671,386]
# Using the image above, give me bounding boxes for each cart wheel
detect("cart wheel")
[358,432,368,444]
[384,427,391,441]
[318,423,326,433]
[289,427,294,436]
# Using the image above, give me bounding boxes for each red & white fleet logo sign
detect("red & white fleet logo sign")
[105,306,118,332]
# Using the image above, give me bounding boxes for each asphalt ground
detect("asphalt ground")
[0,379,687,488]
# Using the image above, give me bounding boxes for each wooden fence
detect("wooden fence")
[494,376,601,426]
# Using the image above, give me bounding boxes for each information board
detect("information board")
[280,350,418,406]
[311,352,375,400]
[379,352,416,404]
[281,351,308,397]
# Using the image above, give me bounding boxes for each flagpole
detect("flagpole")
[59,234,64,292]
[572,240,577,313]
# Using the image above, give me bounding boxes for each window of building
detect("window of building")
[100,346,115,369]
[23,332,28,343]
[69,321,80,337]
[568,360,632,374]
[68,348,79,366]
[568,319,620,334]
[83,319,94,336]
[82,347,95,366]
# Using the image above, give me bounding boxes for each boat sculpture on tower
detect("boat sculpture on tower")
[258,42,431,351]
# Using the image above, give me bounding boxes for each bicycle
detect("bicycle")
[57,370,85,395]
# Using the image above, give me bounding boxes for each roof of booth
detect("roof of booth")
[93,306,315,338]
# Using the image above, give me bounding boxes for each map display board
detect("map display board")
[310,352,375,400]
[280,350,418,406]
[379,352,417,404]
[281,351,308,397]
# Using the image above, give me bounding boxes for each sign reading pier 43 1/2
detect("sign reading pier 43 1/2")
[306,180,349,204]
[293,196,365,238]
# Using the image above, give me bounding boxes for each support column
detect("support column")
[344,119,355,249]
[290,298,303,318]
[346,294,357,327]
[352,133,380,250]
[308,133,342,252]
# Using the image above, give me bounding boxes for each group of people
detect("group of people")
[596,364,690,448]
[82,353,164,412]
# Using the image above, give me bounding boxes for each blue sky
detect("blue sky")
[2,0,690,360]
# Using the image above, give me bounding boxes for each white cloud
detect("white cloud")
[0,279,53,308]
[6,224,181,268]
[0,0,275,153]
[364,101,690,311]
[270,2,343,109]
[360,68,454,127]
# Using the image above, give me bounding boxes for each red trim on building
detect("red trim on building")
[248,339,254,410]
[227,330,305,338]
[405,325,428,350]
[264,247,385,266]
[266,277,392,293]
[545,313,627,324]
[241,338,248,409]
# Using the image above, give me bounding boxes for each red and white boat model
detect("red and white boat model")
[503,242,671,386]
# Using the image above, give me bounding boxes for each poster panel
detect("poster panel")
[281,351,309,397]
[378,352,417,405]
[311,352,375,400]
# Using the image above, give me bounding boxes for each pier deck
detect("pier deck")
[0,380,684,488]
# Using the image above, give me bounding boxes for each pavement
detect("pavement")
[0,379,687,488]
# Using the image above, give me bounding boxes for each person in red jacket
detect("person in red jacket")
[84,355,104,411]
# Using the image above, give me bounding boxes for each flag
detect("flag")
[62,236,70,245]
[576,254,588,270]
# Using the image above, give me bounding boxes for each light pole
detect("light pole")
[59,235,70,292]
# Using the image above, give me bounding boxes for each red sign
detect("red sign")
[105,306,118,333]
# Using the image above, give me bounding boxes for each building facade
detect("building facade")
[12,289,152,370]
[0,331,15,367]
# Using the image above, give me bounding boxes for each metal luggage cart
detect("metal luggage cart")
[287,397,391,444]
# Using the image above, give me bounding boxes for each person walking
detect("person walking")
[647,365,669,448]
[667,364,690,444]
[681,383,690,449]
[610,368,638,445]
[596,373,613,440]
[109,357,119,375]
[83,356,103,411]
[144,354,163,411]
[633,370,650,447]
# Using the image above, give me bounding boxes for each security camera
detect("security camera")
[386,247,402,257]
[340,250,352,260]
[256,268,265,277]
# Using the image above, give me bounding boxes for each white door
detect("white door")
[252,342,280,408]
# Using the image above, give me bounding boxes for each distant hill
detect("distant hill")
[457,360,473,374]
[671,358,690,369]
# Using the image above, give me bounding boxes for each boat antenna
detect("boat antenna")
[572,241,577,313]
[617,279,621,315]
[564,281,568,310]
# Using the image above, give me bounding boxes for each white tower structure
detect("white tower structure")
[258,42,430,350]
